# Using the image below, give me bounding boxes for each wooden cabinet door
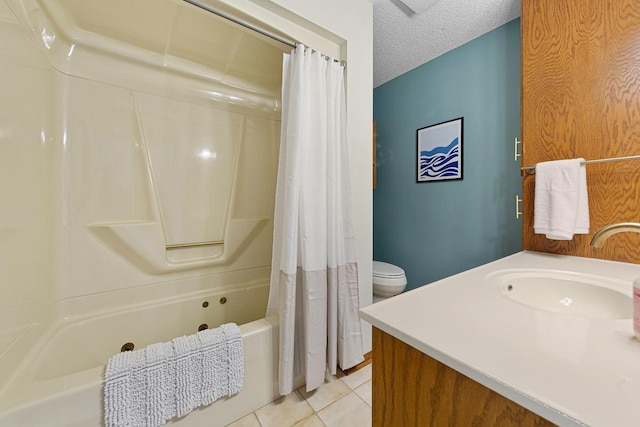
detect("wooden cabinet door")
[521,0,640,262]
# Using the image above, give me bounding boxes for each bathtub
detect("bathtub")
[0,282,284,427]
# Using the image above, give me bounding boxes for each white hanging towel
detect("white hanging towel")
[533,158,589,240]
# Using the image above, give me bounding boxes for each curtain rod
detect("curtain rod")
[521,154,640,175]
[182,0,297,48]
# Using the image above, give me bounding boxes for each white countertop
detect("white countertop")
[360,251,640,427]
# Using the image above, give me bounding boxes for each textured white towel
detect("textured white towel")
[221,323,244,395]
[534,158,589,240]
[104,348,147,427]
[197,326,227,405]
[104,323,244,427]
[173,334,203,418]
[195,323,244,405]
[145,342,175,426]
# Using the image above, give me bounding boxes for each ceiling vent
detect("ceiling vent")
[397,0,441,14]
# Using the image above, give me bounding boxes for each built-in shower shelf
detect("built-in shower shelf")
[89,217,268,273]
[166,240,224,249]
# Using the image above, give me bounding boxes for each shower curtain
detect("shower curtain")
[267,44,364,395]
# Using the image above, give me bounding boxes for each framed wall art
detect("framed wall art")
[417,117,463,183]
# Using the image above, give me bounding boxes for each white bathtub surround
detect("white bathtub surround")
[104,323,243,427]
[360,251,640,427]
[533,158,589,240]
[0,0,373,424]
[268,45,364,395]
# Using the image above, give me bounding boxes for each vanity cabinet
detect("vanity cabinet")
[363,252,640,426]
[521,0,640,262]
[372,328,554,427]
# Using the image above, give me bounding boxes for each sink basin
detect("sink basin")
[500,276,632,320]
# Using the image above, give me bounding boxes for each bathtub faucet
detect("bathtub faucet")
[590,222,640,248]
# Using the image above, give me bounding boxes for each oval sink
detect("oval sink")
[502,276,632,320]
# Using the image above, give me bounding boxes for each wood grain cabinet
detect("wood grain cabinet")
[521,0,640,262]
[372,328,554,427]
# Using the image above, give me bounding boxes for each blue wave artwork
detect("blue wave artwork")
[419,137,460,179]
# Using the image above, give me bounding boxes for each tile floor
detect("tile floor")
[226,364,372,427]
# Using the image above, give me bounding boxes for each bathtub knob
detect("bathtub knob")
[220,297,227,304]
[121,342,135,352]
[198,323,209,332]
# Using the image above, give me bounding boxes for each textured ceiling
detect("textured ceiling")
[373,0,521,87]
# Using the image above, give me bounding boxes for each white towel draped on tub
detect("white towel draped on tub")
[534,158,589,240]
[104,323,243,427]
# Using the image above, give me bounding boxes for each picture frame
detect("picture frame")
[417,117,463,183]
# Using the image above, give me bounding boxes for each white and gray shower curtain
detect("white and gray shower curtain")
[267,44,364,395]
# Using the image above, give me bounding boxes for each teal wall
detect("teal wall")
[373,18,522,291]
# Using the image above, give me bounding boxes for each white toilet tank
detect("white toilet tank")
[372,261,407,302]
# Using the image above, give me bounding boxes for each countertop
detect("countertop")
[360,251,640,427]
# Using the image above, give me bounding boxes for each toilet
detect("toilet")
[372,261,407,303]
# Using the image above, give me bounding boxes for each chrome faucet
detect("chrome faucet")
[590,222,640,248]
